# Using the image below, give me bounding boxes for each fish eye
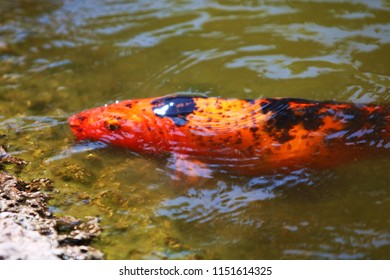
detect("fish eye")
[104,121,121,131]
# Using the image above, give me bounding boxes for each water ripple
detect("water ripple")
[0,115,66,132]
[157,169,319,224]
[157,181,277,223]
[116,12,210,48]
[284,227,390,259]
[226,54,346,79]
[249,23,390,47]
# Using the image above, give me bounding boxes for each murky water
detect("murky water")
[1,0,390,259]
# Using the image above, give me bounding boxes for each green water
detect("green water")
[1,0,390,259]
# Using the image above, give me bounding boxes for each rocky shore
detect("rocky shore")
[0,146,104,260]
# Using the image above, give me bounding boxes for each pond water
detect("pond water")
[1,0,390,259]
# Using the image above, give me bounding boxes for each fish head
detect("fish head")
[68,100,147,149]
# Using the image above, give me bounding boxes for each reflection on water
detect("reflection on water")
[158,180,278,224]
[1,0,390,259]
[158,168,326,224]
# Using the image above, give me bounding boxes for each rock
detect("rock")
[0,145,28,168]
[0,213,58,260]
[0,151,104,260]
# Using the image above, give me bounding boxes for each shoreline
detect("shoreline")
[0,146,104,260]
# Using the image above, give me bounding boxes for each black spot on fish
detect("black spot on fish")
[339,105,389,145]
[366,107,389,136]
[295,103,324,131]
[105,122,120,131]
[261,99,297,128]
[261,98,298,143]
[151,96,204,126]
[171,116,188,126]
[261,98,327,143]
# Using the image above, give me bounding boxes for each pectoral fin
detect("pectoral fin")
[166,153,213,185]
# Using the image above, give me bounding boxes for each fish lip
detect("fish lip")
[68,113,87,139]
[68,114,80,129]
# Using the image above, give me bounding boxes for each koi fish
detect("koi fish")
[68,95,390,176]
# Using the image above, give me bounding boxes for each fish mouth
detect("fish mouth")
[68,112,88,140]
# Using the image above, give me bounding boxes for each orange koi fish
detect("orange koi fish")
[68,95,390,176]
